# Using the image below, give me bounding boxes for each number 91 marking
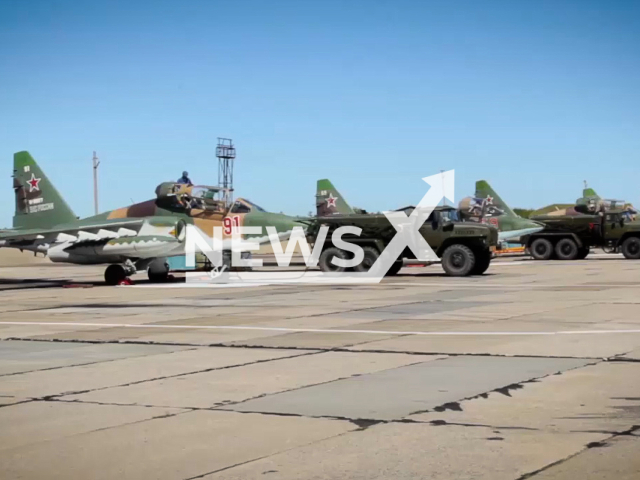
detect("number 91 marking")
[223,216,241,235]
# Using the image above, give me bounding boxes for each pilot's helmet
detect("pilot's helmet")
[183,171,189,177]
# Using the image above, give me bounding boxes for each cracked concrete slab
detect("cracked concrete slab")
[0,324,105,340]
[224,331,402,349]
[226,356,591,421]
[66,351,433,408]
[0,410,354,480]
[0,340,189,376]
[0,401,186,451]
[201,422,605,480]
[347,332,640,358]
[620,347,640,361]
[40,325,291,345]
[531,434,640,480]
[0,396,29,406]
[0,346,309,400]
[367,301,489,316]
[410,362,640,433]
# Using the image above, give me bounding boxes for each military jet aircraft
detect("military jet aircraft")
[533,185,637,218]
[459,180,544,244]
[576,186,636,218]
[0,151,302,284]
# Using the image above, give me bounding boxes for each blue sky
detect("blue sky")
[1,0,638,225]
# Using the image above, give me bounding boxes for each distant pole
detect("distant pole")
[441,169,445,206]
[92,151,100,215]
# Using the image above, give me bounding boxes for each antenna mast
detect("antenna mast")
[92,151,100,215]
[216,138,236,207]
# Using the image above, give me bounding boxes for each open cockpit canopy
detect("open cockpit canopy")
[155,182,226,211]
[230,198,266,214]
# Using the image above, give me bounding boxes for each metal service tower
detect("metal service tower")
[216,138,236,207]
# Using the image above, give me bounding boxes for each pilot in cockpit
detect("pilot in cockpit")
[177,171,193,186]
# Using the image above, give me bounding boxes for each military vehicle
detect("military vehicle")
[306,205,499,276]
[0,151,302,284]
[525,210,640,260]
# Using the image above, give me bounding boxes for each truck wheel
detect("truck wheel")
[354,246,380,273]
[471,250,491,275]
[621,237,640,259]
[576,247,590,260]
[530,238,553,260]
[442,244,476,276]
[318,247,348,272]
[555,238,579,260]
[385,261,403,276]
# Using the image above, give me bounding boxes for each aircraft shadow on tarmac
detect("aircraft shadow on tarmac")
[0,278,96,290]
[0,275,188,290]
[0,270,508,289]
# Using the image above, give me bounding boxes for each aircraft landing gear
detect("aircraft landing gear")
[104,259,172,285]
[104,260,136,286]
[147,258,170,283]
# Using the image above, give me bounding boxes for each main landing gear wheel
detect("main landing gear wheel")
[147,259,171,283]
[104,264,128,286]
[621,237,640,259]
[555,238,579,260]
[442,244,476,277]
[318,247,348,273]
[530,238,554,260]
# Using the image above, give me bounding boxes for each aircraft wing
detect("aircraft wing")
[0,216,187,262]
[498,226,545,243]
[0,219,146,243]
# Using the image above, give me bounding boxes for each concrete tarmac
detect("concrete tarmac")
[0,254,639,479]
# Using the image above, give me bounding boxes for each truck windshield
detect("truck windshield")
[441,209,460,222]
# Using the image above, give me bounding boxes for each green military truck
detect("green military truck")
[525,210,640,260]
[306,206,499,276]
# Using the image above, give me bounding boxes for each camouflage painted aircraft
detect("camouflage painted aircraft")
[315,179,355,216]
[459,180,544,244]
[533,185,637,218]
[576,186,636,218]
[0,151,302,284]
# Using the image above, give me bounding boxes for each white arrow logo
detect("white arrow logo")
[362,170,455,280]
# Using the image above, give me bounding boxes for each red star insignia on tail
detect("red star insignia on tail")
[485,195,494,205]
[27,173,41,192]
[326,193,338,208]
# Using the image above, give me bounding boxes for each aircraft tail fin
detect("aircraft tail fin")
[316,179,354,216]
[583,187,599,199]
[475,180,517,218]
[12,151,77,229]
